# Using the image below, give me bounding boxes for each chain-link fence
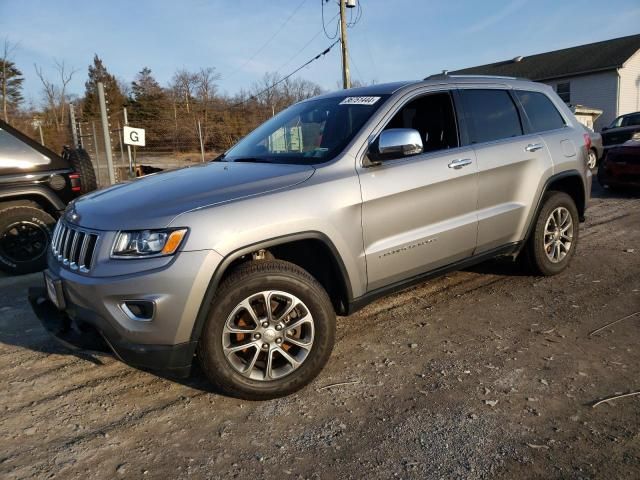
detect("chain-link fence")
[73,107,223,189]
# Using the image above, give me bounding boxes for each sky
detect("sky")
[1,0,640,106]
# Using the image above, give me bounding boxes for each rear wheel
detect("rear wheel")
[522,191,579,276]
[587,149,598,169]
[197,260,336,400]
[0,206,55,275]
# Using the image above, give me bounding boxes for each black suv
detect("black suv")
[601,111,640,148]
[0,119,96,274]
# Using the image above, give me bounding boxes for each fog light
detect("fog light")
[121,301,155,321]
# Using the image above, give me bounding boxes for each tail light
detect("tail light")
[583,133,592,151]
[69,173,81,192]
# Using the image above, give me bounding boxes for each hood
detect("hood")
[70,162,315,230]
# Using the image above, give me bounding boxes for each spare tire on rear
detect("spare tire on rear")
[62,147,98,193]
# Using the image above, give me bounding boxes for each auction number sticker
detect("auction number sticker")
[339,96,381,105]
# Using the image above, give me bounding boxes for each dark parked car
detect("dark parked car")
[601,111,640,150]
[0,119,96,274]
[598,135,640,190]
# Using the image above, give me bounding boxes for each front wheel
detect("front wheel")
[521,191,579,276]
[197,260,336,400]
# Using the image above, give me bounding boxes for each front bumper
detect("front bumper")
[28,248,223,376]
[29,286,195,377]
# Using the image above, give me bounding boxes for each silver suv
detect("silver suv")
[29,76,592,399]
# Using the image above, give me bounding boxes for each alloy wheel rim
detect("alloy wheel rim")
[222,290,315,381]
[543,206,573,263]
[0,221,49,263]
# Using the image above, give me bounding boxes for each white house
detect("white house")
[451,34,640,131]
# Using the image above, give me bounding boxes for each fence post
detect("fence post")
[92,121,101,187]
[123,108,134,178]
[98,82,116,185]
[69,103,79,148]
[38,124,44,146]
[197,120,205,162]
[117,121,125,166]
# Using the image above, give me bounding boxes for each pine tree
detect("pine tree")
[0,59,24,122]
[130,67,165,122]
[82,54,124,120]
[129,67,168,147]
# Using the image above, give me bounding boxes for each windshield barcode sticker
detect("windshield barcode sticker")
[339,96,381,106]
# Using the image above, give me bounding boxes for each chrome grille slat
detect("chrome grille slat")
[69,232,82,269]
[78,233,90,270]
[50,221,99,273]
[51,223,60,254]
[63,230,75,265]
[53,223,62,253]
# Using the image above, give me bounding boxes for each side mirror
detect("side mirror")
[369,128,423,164]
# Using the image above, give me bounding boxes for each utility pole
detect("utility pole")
[339,0,351,89]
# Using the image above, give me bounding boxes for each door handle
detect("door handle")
[448,158,473,169]
[525,143,544,152]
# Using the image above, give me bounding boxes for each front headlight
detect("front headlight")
[632,132,640,141]
[111,228,188,258]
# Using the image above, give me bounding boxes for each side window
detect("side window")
[383,92,459,153]
[460,89,523,144]
[621,113,640,127]
[515,90,566,132]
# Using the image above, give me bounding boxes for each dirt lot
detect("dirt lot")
[1,183,638,480]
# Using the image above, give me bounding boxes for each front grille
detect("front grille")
[51,221,99,273]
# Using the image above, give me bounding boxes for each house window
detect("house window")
[556,82,570,104]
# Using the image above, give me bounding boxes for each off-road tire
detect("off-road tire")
[522,191,579,276]
[197,260,336,400]
[63,147,97,193]
[0,206,55,275]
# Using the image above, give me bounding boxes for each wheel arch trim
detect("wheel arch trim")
[0,187,66,213]
[523,169,586,244]
[189,231,353,343]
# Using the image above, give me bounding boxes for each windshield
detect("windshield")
[221,95,389,165]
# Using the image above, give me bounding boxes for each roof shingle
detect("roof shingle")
[450,33,640,81]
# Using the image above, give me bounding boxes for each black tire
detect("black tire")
[197,259,336,400]
[597,161,608,188]
[63,147,97,193]
[0,206,55,275]
[521,191,579,276]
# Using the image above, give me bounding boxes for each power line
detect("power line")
[321,0,340,39]
[224,0,310,80]
[276,12,339,74]
[232,39,340,107]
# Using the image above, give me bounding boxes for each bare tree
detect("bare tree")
[170,69,198,114]
[34,60,77,130]
[194,67,221,141]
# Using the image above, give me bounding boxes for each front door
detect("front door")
[357,91,479,291]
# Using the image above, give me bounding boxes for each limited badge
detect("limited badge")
[339,96,381,106]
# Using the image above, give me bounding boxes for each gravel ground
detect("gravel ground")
[1,183,639,479]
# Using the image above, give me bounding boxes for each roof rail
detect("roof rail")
[423,73,522,81]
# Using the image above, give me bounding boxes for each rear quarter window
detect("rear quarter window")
[515,90,566,133]
[460,89,523,144]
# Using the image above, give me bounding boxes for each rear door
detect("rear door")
[358,90,478,291]
[458,88,552,253]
